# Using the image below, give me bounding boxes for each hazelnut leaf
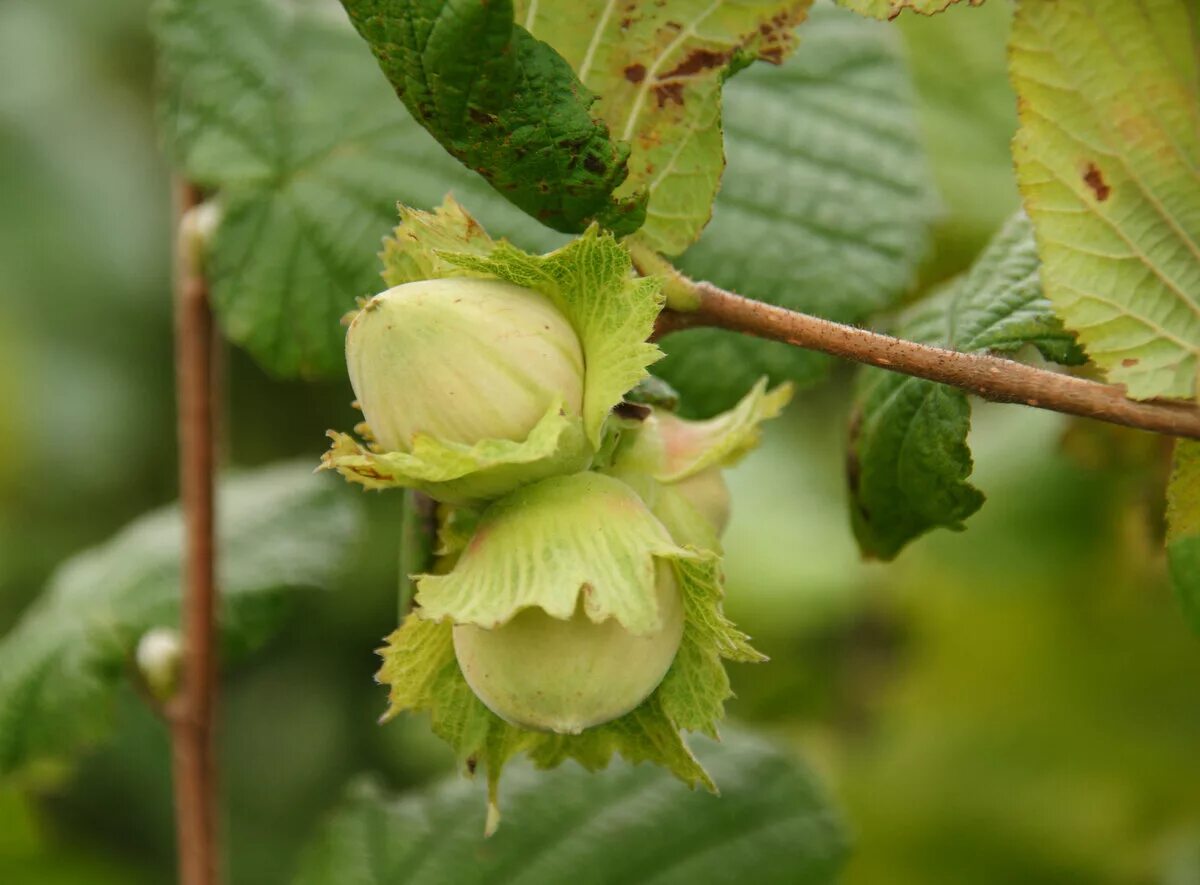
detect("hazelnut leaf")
[296,730,848,884]
[339,0,647,236]
[834,0,981,18]
[517,0,812,255]
[1011,0,1200,399]
[847,213,1085,560]
[154,0,564,379]
[653,3,939,417]
[0,464,359,776]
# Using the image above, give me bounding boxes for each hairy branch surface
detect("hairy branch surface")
[652,279,1200,441]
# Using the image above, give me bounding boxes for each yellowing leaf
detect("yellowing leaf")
[517,0,812,255]
[1010,0,1200,399]
[836,0,981,20]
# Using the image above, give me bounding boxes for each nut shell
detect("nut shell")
[453,562,684,734]
[346,279,584,452]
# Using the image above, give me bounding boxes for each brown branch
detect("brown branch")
[169,179,220,885]
[653,281,1200,441]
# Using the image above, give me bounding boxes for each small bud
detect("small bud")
[346,279,584,452]
[178,198,222,269]
[135,627,182,702]
[453,562,683,734]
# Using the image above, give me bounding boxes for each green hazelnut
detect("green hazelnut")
[452,561,683,734]
[670,466,731,536]
[346,278,584,452]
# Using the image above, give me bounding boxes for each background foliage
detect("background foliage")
[2,0,1199,883]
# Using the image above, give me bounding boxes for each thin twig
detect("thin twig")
[652,281,1200,441]
[169,179,220,885]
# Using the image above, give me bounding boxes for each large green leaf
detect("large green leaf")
[1010,0,1200,400]
[154,0,564,378]
[655,3,938,415]
[518,0,812,256]
[338,0,645,236]
[848,213,1085,560]
[294,730,847,885]
[898,0,1021,279]
[0,463,359,775]
[1168,440,1200,635]
[836,0,980,19]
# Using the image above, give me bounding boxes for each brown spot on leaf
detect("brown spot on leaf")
[467,107,494,127]
[756,8,805,65]
[661,48,730,80]
[624,63,646,83]
[1083,163,1111,201]
[466,756,478,775]
[583,152,606,175]
[1122,358,1139,367]
[652,81,685,107]
[758,46,785,65]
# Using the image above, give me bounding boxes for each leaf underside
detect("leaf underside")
[1010,0,1200,400]
[294,729,848,885]
[0,463,358,776]
[653,4,938,416]
[848,213,1085,560]
[154,0,567,379]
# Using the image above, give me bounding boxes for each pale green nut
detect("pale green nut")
[640,411,733,537]
[671,467,731,537]
[452,561,684,734]
[345,278,584,452]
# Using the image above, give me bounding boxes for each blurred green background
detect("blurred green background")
[2,0,1199,883]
